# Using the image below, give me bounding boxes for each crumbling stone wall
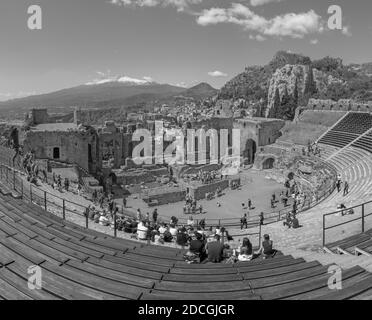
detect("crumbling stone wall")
[306,99,372,112]
[23,130,99,174]
[188,179,230,201]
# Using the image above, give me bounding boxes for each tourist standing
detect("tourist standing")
[152,209,158,223]
[64,178,69,192]
[259,212,264,226]
[136,209,142,221]
[336,179,341,193]
[343,181,349,196]
[240,214,248,229]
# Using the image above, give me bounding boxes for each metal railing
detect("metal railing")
[0,162,264,243]
[322,200,372,247]
[0,145,337,231]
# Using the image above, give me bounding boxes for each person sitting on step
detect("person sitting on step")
[205,234,224,263]
[259,234,276,259]
[99,211,110,226]
[136,220,148,240]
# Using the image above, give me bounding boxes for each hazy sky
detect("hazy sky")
[1,0,372,100]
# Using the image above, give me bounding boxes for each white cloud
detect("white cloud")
[310,39,318,45]
[197,4,324,39]
[342,26,352,37]
[250,0,284,6]
[249,34,266,41]
[110,0,202,12]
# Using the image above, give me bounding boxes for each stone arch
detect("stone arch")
[108,171,117,185]
[262,157,275,169]
[243,139,257,165]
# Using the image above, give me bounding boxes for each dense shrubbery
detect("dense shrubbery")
[312,56,342,73]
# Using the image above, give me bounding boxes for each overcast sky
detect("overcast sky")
[0,0,371,100]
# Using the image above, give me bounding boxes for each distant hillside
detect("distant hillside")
[180,83,217,100]
[0,79,217,120]
[0,81,185,112]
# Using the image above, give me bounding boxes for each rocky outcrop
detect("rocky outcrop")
[266,64,311,119]
[265,64,345,119]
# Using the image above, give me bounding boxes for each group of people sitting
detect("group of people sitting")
[184,232,276,264]
[134,213,213,245]
[92,189,114,209]
[283,211,300,229]
[337,203,355,216]
[86,204,120,227]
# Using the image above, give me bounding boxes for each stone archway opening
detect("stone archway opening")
[243,139,257,165]
[262,157,275,169]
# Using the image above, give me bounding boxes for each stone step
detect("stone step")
[282,248,372,272]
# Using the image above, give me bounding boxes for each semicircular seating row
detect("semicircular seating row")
[317,145,372,210]
[1,185,372,300]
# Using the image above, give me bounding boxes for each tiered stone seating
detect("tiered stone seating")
[332,112,372,134]
[318,112,372,148]
[325,229,372,257]
[352,130,372,154]
[1,191,372,300]
[325,147,372,205]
